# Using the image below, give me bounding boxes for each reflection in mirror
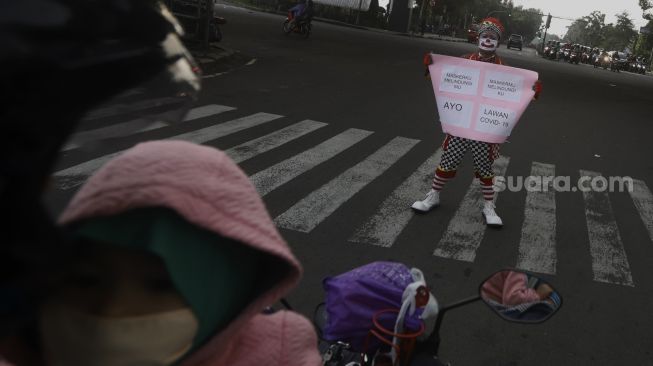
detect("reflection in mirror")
[480,270,562,323]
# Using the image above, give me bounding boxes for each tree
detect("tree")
[430,0,505,33]
[634,20,653,55]
[505,6,543,42]
[584,11,607,46]
[547,34,561,41]
[601,12,637,50]
[562,11,606,46]
[640,0,653,20]
[565,18,589,44]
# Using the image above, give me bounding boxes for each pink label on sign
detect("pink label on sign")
[428,54,538,143]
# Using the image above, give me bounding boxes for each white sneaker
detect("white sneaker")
[412,190,440,212]
[482,201,503,227]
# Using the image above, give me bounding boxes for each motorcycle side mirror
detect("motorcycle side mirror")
[479,269,562,324]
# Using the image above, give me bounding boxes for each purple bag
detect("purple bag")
[322,261,424,353]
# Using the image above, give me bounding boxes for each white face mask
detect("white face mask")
[40,302,199,366]
[478,33,499,52]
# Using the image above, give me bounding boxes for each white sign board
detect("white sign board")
[427,54,539,143]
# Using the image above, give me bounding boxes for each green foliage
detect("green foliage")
[634,20,653,55]
[427,0,542,42]
[640,0,653,20]
[502,5,543,41]
[604,11,637,50]
[564,10,638,51]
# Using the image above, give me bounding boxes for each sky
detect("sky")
[379,0,650,38]
[512,0,649,37]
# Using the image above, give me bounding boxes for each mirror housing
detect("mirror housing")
[479,269,562,324]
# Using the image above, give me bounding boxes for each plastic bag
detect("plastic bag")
[322,262,425,354]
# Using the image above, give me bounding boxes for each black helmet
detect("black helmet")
[0,0,200,334]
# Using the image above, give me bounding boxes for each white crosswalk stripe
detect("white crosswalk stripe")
[629,179,653,244]
[516,162,557,275]
[433,156,510,262]
[63,104,236,151]
[225,120,327,163]
[54,112,283,190]
[580,170,634,287]
[48,104,653,288]
[350,149,443,247]
[249,128,373,196]
[274,136,419,233]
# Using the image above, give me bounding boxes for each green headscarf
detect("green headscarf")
[71,206,263,351]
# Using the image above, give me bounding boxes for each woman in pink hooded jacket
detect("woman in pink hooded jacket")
[5,140,321,366]
[480,271,543,306]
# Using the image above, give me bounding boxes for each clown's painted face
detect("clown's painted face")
[478,31,499,52]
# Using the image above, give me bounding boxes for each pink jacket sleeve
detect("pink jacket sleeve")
[223,311,322,366]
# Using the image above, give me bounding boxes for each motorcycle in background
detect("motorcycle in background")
[568,50,580,64]
[594,53,610,69]
[639,62,647,74]
[283,11,312,38]
[581,49,591,64]
[560,47,571,62]
[636,57,648,74]
[610,53,622,73]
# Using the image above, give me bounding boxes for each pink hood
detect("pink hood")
[481,271,540,306]
[59,140,321,366]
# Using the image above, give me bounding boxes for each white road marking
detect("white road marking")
[350,149,443,247]
[249,128,373,196]
[580,170,634,286]
[54,112,283,190]
[274,137,419,233]
[628,179,653,244]
[63,104,235,151]
[225,120,327,163]
[516,162,557,274]
[433,156,510,262]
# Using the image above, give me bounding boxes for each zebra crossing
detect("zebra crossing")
[54,103,653,287]
[516,162,557,275]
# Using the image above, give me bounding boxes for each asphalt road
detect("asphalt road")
[47,4,653,365]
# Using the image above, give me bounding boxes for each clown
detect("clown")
[413,17,542,227]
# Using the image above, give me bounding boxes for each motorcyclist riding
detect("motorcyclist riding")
[289,0,313,27]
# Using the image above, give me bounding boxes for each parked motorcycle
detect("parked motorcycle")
[309,263,563,366]
[283,11,312,38]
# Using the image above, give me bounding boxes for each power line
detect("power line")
[515,9,575,22]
